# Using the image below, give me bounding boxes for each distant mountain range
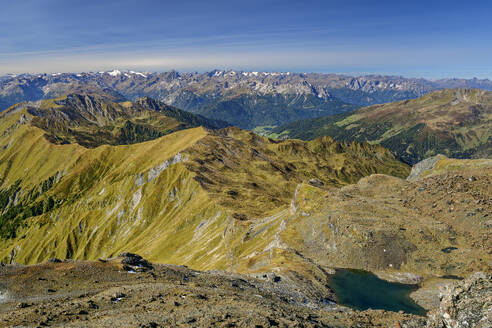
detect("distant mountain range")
[268,88,492,164]
[1,70,491,129]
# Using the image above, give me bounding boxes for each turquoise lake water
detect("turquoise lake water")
[328,269,426,316]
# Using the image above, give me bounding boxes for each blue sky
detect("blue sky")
[1,0,491,78]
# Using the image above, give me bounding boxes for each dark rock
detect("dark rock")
[119,252,142,260]
[122,264,135,272]
[441,247,458,254]
[47,258,62,263]
[308,178,324,188]
[17,302,30,309]
[119,252,153,271]
[440,275,464,280]
[233,213,248,221]
[47,288,56,293]
[78,310,88,315]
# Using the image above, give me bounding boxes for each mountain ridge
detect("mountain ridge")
[4,93,229,148]
[0,97,409,267]
[2,70,492,129]
[268,88,492,164]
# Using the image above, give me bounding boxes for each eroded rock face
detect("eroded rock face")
[405,272,492,328]
[406,155,445,182]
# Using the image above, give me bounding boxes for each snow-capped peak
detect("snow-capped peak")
[108,70,122,77]
[129,71,147,78]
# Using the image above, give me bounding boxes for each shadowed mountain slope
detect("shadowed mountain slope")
[8,93,228,147]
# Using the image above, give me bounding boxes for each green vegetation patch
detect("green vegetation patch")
[0,173,63,239]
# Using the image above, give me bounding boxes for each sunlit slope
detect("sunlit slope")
[228,155,491,280]
[0,107,218,265]
[269,89,492,164]
[184,127,409,217]
[0,103,410,270]
[276,171,491,278]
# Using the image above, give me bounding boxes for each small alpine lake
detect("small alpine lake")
[328,269,426,316]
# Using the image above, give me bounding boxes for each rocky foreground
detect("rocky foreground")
[1,253,416,328]
[1,253,490,327]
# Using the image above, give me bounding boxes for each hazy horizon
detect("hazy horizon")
[1,0,491,79]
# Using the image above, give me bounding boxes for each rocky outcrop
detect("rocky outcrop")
[405,272,492,328]
[406,155,446,181]
[118,252,153,272]
[427,272,491,328]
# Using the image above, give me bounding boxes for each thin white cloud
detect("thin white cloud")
[0,43,491,79]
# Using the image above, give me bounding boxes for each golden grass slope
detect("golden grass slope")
[0,104,409,270]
